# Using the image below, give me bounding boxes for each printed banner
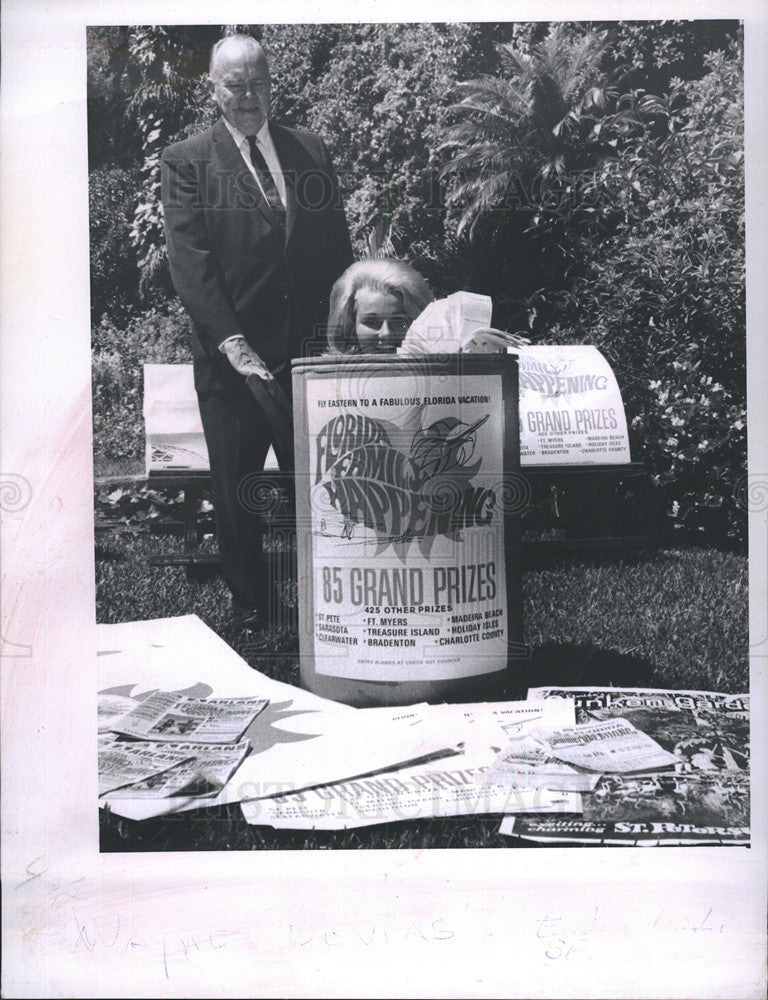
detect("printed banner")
[243,699,580,829]
[143,363,209,472]
[517,346,630,465]
[304,370,510,682]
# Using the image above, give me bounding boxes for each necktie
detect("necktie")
[246,135,286,230]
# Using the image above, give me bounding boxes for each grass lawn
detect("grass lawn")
[97,529,748,851]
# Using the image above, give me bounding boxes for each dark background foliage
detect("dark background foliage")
[88,20,746,543]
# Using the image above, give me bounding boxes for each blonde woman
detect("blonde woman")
[325,259,435,355]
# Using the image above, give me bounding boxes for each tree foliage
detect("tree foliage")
[439,26,621,239]
[87,21,746,541]
[88,165,141,323]
[533,44,746,542]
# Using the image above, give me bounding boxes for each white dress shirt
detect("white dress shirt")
[222,116,287,208]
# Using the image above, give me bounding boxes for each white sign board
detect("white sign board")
[517,346,631,465]
[143,363,278,473]
[143,363,210,472]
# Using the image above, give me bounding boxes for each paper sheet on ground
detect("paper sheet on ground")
[98,616,458,820]
[242,699,580,829]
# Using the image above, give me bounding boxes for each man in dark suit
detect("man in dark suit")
[161,34,353,629]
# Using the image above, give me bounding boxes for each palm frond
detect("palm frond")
[364,220,398,259]
[440,24,615,236]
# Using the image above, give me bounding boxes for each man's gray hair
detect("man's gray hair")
[209,34,268,80]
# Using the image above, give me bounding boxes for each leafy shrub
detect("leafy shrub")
[95,483,215,532]
[631,371,746,543]
[437,32,746,541]
[530,46,746,544]
[89,165,141,323]
[92,304,192,471]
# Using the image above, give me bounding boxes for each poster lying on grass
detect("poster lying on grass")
[516,346,631,466]
[242,699,580,830]
[500,687,750,845]
[242,760,580,830]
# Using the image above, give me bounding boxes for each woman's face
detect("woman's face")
[354,287,410,353]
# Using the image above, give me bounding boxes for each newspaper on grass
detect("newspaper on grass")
[499,686,750,846]
[98,736,196,797]
[484,697,602,792]
[241,699,581,830]
[99,736,251,798]
[484,734,603,793]
[529,717,679,773]
[110,691,268,744]
[98,692,141,734]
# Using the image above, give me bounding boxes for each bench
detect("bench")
[521,462,655,555]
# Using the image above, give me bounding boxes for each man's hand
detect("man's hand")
[221,336,274,380]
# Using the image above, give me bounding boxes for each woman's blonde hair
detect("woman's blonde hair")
[326,259,434,354]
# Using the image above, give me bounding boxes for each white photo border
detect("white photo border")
[2,2,766,997]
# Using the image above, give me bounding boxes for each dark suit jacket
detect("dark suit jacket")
[161,118,353,395]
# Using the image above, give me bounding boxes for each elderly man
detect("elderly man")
[161,34,353,630]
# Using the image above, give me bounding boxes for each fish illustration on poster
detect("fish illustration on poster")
[293,356,522,702]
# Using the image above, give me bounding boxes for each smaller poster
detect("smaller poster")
[517,346,630,465]
[530,717,679,773]
[143,363,210,472]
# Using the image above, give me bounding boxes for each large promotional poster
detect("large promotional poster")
[295,358,519,692]
[518,346,631,465]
